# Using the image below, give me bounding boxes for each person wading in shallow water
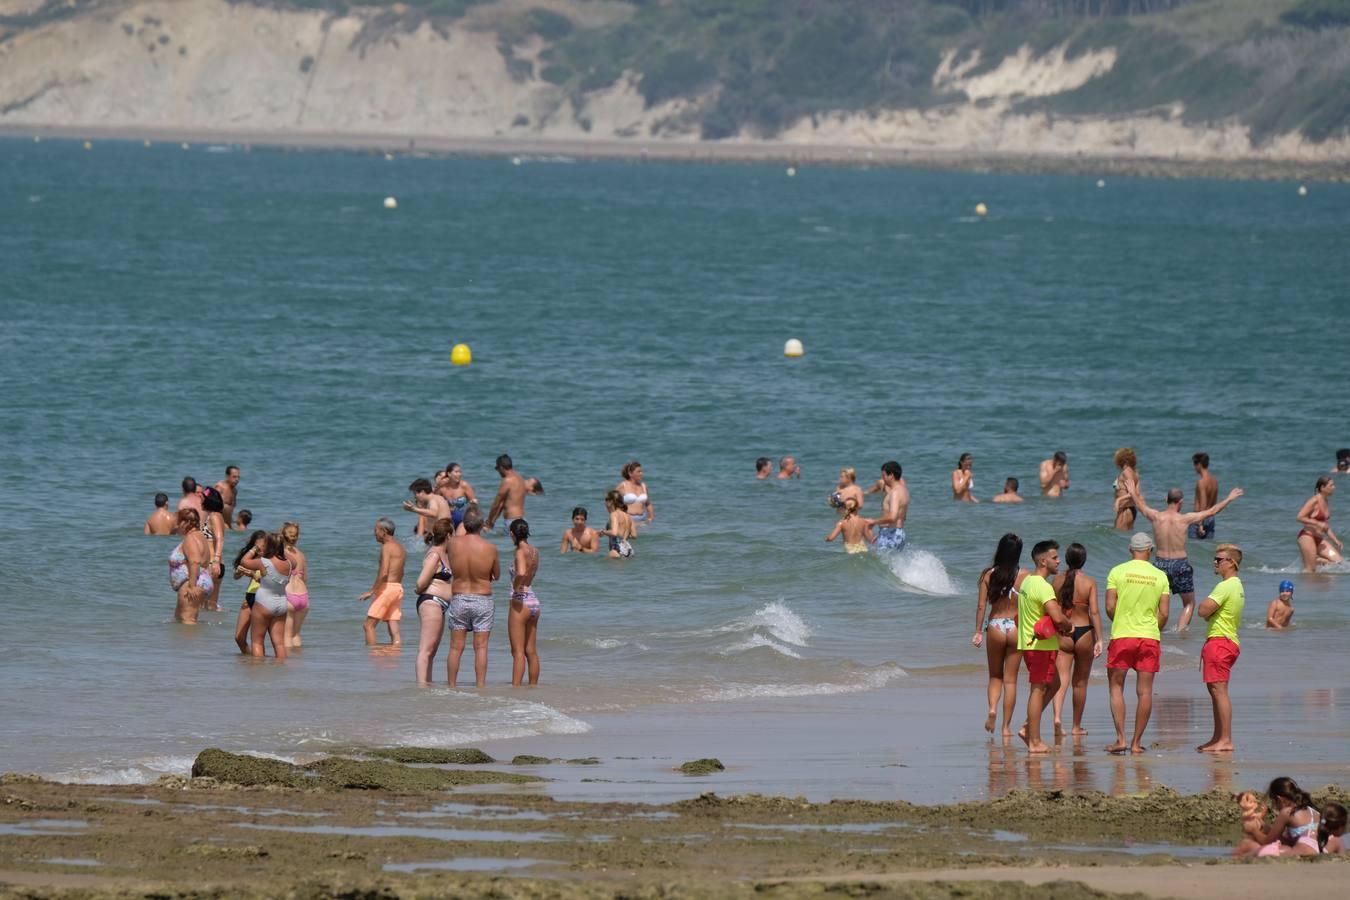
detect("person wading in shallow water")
[358,517,406,645]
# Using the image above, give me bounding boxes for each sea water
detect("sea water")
[1,139,1346,787]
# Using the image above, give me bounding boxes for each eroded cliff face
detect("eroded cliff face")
[1,0,1345,161]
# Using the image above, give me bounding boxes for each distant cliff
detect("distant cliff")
[2,0,1347,162]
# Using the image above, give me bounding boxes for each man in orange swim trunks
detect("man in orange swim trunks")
[358,517,406,645]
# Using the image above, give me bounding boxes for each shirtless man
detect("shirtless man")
[144,493,176,534]
[951,453,977,503]
[992,478,1024,504]
[1039,451,1070,497]
[777,456,801,480]
[1265,581,1295,629]
[1130,484,1244,633]
[560,507,600,553]
[867,461,910,552]
[755,457,773,480]
[403,477,451,538]
[176,477,203,516]
[1189,454,1219,540]
[214,466,240,527]
[486,454,528,532]
[447,507,500,688]
[358,517,407,645]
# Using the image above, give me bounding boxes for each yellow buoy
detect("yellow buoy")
[83,141,92,150]
[450,343,472,366]
[784,338,804,358]
[383,196,398,209]
[975,202,988,216]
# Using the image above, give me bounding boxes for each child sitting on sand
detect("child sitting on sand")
[1235,791,1268,851]
[1233,777,1322,858]
[825,498,874,554]
[1264,581,1295,629]
[1320,803,1346,854]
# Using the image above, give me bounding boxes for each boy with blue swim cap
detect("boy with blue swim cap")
[1265,580,1296,630]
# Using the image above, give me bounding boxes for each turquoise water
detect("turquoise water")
[1,139,1347,786]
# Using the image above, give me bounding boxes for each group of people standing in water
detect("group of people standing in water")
[147,456,659,687]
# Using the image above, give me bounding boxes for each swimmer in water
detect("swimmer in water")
[992,477,1023,504]
[168,508,212,624]
[525,477,544,495]
[404,477,451,539]
[952,453,977,503]
[866,461,909,552]
[755,457,773,480]
[825,498,874,553]
[1334,448,1350,475]
[508,519,542,686]
[601,490,636,558]
[617,460,653,524]
[1112,447,1140,531]
[144,492,176,535]
[1296,476,1343,572]
[1039,451,1070,497]
[234,509,253,531]
[436,462,478,530]
[213,465,240,528]
[560,507,600,553]
[1265,581,1295,629]
[829,467,864,513]
[777,456,801,480]
[485,454,528,533]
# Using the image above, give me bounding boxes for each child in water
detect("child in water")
[1265,581,1295,629]
[825,498,874,554]
[1233,776,1322,857]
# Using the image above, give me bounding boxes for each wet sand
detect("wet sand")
[1,753,1345,898]
[4,124,1349,182]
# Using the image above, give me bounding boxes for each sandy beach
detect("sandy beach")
[1,752,1346,898]
[4,125,1349,183]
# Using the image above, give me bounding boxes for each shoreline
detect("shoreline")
[5,124,1350,183]
[1,756,1345,899]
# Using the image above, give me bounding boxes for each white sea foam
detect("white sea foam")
[53,755,198,785]
[670,600,813,647]
[698,664,906,702]
[884,549,959,595]
[583,637,651,651]
[721,633,804,659]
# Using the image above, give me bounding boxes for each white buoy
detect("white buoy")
[383,196,398,210]
[975,202,988,216]
[384,153,394,161]
[1298,185,1308,197]
[786,166,796,178]
[181,142,190,150]
[144,139,152,148]
[1097,179,1106,188]
[511,156,522,166]
[33,136,40,143]
[784,338,804,358]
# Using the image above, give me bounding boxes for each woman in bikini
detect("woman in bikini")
[413,517,455,685]
[1297,476,1342,572]
[232,530,267,654]
[436,462,477,533]
[1052,543,1103,737]
[508,519,541,686]
[1113,447,1139,531]
[168,509,213,624]
[617,460,653,525]
[972,533,1026,737]
[281,522,310,649]
[951,453,978,503]
[199,488,229,612]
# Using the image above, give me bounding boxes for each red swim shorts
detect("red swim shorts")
[1107,637,1161,673]
[1023,649,1058,685]
[1201,636,1240,684]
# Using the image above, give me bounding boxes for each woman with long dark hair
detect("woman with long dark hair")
[508,519,542,686]
[231,529,267,654]
[972,533,1026,736]
[617,460,653,524]
[1052,543,1102,737]
[199,488,228,611]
